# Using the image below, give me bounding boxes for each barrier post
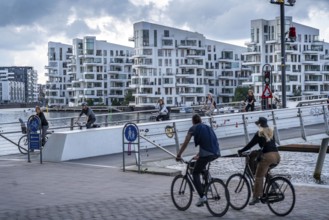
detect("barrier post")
[298,108,307,141]
[242,114,250,144]
[173,122,180,154]
[313,138,329,181]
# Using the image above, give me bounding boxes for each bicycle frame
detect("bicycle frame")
[239,154,274,200]
[181,159,212,193]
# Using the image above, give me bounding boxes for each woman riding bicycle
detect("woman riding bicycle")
[176,114,220,207]
[237,117,280,205]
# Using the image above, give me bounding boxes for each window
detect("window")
[154,30,157,47]
[84,38,94,55]
[142,29,149,46]
[164,30,169,37]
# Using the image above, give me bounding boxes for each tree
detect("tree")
[111,98,120,106]
[86,98,94,106]
[122,90,135,106]
[233,86,250,102]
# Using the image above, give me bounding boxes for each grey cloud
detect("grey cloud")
[164,0,329,41]
[0,0,58,26]
[65,20,101,39]
[0,26,46,51]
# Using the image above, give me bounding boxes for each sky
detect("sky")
[0,0,329,84]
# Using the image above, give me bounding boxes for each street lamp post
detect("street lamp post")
[270,0,296,108]
[280,2,286,108]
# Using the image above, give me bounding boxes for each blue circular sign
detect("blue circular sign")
[124,125,138,142]
[28,115,40,132]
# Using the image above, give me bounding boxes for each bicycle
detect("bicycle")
[226,151,296,216]
[18,119,53,155]
[75,120,100,129]
[170,157,230,217]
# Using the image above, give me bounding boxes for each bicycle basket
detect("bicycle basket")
[19,118,27,134]
[21,126,27,134]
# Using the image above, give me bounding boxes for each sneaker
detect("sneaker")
[249,197,260,205]
[195,196,207,207]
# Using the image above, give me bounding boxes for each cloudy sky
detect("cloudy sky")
[1,0,329,84]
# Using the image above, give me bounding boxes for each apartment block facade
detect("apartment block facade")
[0,69,25,103]
[243,16,329,99]
[45,37,133,106]
[130,21,248,107]
[67,36,133,106]
[0,66,37,103]
[45,42,73,106]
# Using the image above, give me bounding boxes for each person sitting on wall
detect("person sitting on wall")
[156,99,168,121]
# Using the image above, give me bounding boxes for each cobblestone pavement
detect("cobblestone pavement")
[0,156,329,220]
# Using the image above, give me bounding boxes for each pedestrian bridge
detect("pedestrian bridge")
[43,103,329,178]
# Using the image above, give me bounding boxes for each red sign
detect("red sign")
[262,85,273,99]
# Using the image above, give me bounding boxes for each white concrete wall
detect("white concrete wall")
[43,105,328,162]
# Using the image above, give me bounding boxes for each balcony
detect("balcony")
[242,60,261,65]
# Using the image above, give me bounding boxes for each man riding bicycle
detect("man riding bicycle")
[76,102,96,129]
[176,114,220,207]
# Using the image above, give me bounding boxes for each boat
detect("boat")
[179,107,193,113]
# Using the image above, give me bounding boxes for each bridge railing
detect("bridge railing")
[1,102,329,157]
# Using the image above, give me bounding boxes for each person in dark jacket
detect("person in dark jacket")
[238,117,280,205]
[35,106,49,146]
[77,102,96,129]
[244,89,256,112]
[176,114,220,207]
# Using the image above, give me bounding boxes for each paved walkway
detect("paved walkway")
[0,153,329,220]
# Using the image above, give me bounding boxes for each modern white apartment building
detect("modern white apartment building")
[243,16,329,99]
[45,42,73,106]
[0,69,25,103]
[67,36,133,106]
[129,21,248,106]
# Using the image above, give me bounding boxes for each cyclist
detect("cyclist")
[155,99,168,121]
[35,106,49,146]
[176,114,220,207]
[76,102,96,129]
[237,117,280,205]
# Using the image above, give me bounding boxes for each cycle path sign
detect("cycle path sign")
[27,115,42,163]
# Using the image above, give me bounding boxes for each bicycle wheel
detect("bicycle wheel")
[170,174,193,211]
[266,176,295,216]
[205,178,230,217]
[226,173,251,210]
[18,135,29,154]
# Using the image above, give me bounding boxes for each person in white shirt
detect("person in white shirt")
[156,99,169,121]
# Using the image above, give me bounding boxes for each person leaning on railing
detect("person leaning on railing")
[237,117,280,206]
